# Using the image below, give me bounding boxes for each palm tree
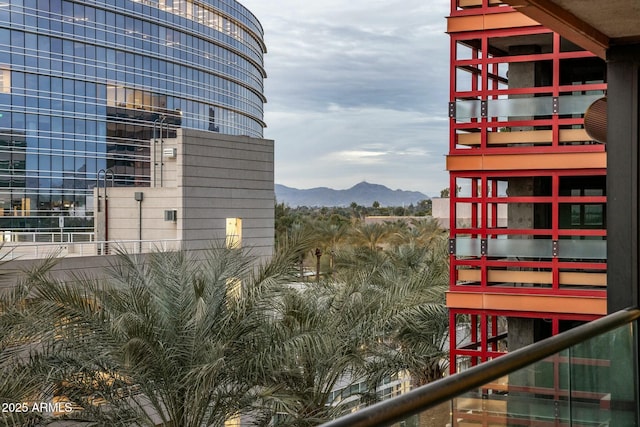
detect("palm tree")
[2,240,307,427]
[0,259,57,427]
[256,224,450,423]
[335,236,450,390]
[379,237,450,387]
[246,279,398,426]
[349,223,391,251]
[311,221,349,276]
[409,217,447,249]
[387,270,450,385]
[3,229,449,426]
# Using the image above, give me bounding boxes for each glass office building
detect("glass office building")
[0,0,266,232]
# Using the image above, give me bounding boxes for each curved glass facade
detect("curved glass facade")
[0,0,266,231]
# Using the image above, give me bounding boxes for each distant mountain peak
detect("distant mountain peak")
[275,182,429,207]
[351,181,384,189]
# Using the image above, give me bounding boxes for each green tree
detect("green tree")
[416,199,432,216]
[276,201,307,240]
[349,202,364,219]
[387,237,450,386]
[440,186,461,198]
[407,217,447,249]
[311,221,349,276]
[3,242,306,427]
[0,259,57,426]
[247,280,390,426]
[4,225,450,426]
[334,235,450,390]
[349,222,391,251]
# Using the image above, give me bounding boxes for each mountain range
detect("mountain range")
[275,182,429,207]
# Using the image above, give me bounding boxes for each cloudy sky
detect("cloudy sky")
[240,1,451,197]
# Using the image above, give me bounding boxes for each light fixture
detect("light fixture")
[584,97,607,143]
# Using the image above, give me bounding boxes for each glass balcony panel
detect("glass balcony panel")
[455,238,557,258]
[558,239,606,259]
[569,321,638,426]
[394,401,451,426]
[455,100,481,119]
[451,358,571,426]
[487,237,553,258]
[394,320,638,427]
[454,94,604,120]
[487,96,552,119]
[558,93,603,115]
[455,237,481,257]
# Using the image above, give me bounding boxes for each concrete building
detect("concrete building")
[446,0,607,397]
[95,128,274,259]
[0,0,274,259]
[499,0,640,319]
[444,1,613,423]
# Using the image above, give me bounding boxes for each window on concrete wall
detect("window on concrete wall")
[225,217,242,249]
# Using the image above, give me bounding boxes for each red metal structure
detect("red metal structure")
[446,0,607,376]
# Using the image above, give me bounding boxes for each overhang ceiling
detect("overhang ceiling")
[503,0,640,59]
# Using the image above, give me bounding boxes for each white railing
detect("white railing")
[1,232,96,244]
[0,238,182,261]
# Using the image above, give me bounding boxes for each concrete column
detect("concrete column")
[606,43,640,427]
[606,45,640,313]
[506,178,535,231]
[505,44,551,233]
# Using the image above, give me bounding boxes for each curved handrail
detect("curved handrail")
[320,307,640,427]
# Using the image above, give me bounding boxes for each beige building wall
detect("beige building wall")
[431,198,451,228]
[0,255,116,291]
[178,129,274,259]
[94,129,274,260]
[95,187,179,244]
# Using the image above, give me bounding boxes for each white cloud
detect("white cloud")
[323,150,388,165]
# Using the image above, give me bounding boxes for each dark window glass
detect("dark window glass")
[85,45,95,61]
[75,80,85,97]
[51,156,62,172]
[63,155,73,172]
[0,0,12,19]
[26,153,37,172]
[62,79,73,99]
[50,0,61,14]
[25,8,37,27]
[51,134,62,151]
[10,6,23,25]
[85,5,94,24]
[11,30,24,48]
[116,14,125,44]
[50,38,62,57]
[38,75,50,93]
[62,0,73,16]
[75,119,85,135]
[51,116,62,133]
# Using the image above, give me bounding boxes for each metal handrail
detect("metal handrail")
[320,307,640,427]
[0,238,182,260]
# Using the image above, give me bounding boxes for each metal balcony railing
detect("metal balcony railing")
[454,236,607,259]
[0,237,182,260]
[452,94,604,121]
[320,307,640,427]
